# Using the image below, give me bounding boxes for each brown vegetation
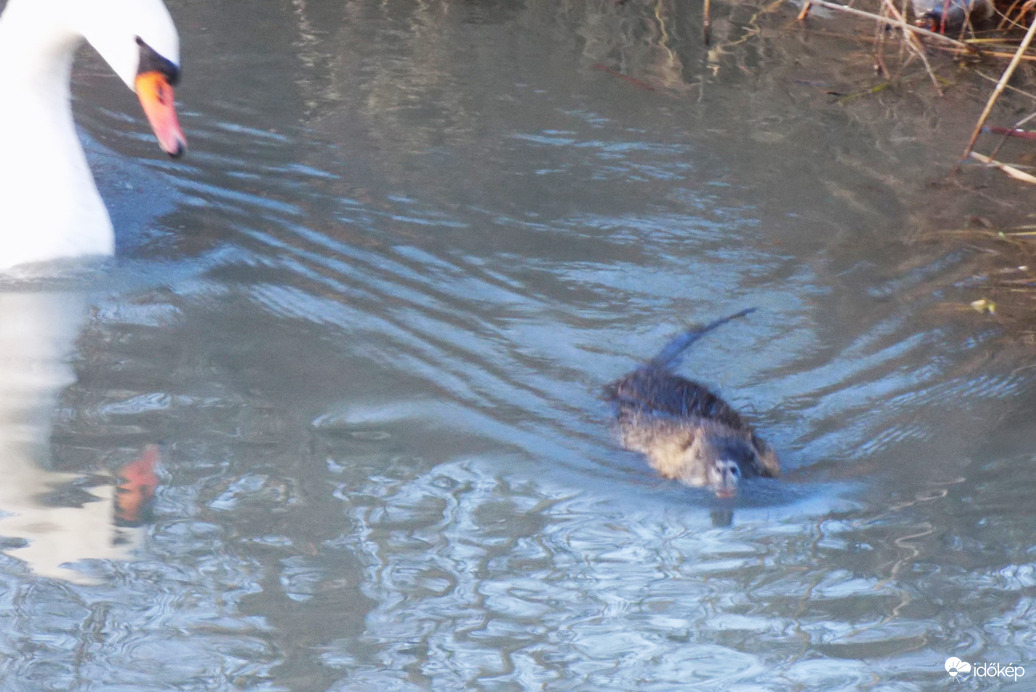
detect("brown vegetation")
[796,0,1036,182]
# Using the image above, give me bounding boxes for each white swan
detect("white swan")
[0,0,186,270]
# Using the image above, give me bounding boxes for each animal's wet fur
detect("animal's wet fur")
[606,309,779,496]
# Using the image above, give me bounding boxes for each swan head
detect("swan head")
[77,0,186,156]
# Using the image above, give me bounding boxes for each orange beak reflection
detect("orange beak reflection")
[135,70,186,157]
[114,444,160,527]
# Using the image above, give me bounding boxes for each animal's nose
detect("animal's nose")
[714,464,740,498]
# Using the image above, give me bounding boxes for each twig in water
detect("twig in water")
[985,126,1036,140]
[796,0,973,50]
[987,110,1036,159]
[960,18,1036,165]
[969,151,1036,184]
[881,0,942,94]
[704,0,712,44]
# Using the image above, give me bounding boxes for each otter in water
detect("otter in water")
[606,309,779,498]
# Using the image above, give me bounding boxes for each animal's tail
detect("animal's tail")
[648,307,757,368]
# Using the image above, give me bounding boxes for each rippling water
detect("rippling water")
[1,0,1035,689]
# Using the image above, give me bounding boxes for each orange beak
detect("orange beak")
[135,71,186,157]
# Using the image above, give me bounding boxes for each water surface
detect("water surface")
[1,0,1034,689]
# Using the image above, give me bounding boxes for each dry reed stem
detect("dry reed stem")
[987,110,1036,158]
[960,48,1036,59]
[970,151,1036,183]
[973,67,1036,102]
[880,0,942,92]
[704,0,713,44]
[961,18,1036,163]
[957,19,1036,160]
[798,0,973,50]
[997,0,1036,30]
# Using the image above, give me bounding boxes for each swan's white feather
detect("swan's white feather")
[0,0,180,269]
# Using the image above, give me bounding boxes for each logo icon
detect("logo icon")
[946,657,973,680]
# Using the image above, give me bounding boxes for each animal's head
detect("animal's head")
[696,435,757,499]
[72,0,186,156]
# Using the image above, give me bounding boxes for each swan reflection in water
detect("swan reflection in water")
[0,289,158,584]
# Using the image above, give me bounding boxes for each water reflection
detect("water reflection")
[0,0,1033,688]
[0,287,156,583]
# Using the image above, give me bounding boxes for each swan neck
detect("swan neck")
[0,2,81,101]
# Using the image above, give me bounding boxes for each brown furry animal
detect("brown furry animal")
[606,309,779,498]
